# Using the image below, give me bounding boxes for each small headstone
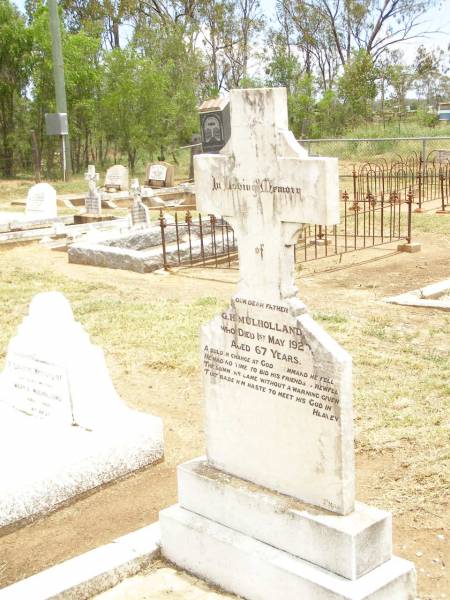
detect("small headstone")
[0,292,163,532]
[130,179,150,228]
[105,164,129,192]
[0,292,124,428]
[146,161,174,188]
[84,164,102,215]
[25,183,57,219]
[160,88,416,599]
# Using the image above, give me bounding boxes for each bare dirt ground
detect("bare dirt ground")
[0,225,449,599]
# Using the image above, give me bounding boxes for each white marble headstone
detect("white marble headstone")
[105,165,129,191]
[0,292,126,430]
[25,183,57,219]
[195,88,354,515]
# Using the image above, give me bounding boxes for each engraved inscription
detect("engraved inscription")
[2,353,72,421]
[203,299,341,424]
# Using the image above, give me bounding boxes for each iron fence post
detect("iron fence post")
[159,208,168,270]
[407,187,413,243]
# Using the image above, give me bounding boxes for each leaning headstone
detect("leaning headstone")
[104,164,129,192]
[25,183,57,219]
[84,164,102,215]
[0,292,163,532]
[146,161,175,188]
[130,178,150,228]
[159,88,416,599]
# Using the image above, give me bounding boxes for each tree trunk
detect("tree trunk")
[30,129,41,182]
[112,19,120,49]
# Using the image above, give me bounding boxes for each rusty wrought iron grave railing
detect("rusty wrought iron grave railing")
[158,191,413,270]
[348,152,450,212]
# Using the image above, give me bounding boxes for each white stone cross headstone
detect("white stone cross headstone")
[159,89,416,599]
[25,183,57,219]
[195,88,354,515]
[84,164,102,215]
[195,87,338,302]
[85,164,99,192]
[130,178,150,227]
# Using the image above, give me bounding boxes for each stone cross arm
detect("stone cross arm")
[196,129,338,227]
[193,88,339,301]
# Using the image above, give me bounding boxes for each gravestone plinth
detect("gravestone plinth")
[0,292,163,533]
[159,88,415,599]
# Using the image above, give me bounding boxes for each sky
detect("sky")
[11,0,450,64]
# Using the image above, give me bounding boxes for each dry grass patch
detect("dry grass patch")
[0,250,448,524]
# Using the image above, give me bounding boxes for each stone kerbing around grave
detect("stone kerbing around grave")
[160,87,416,599]
[0,292,163,533]
[385,278,450,311]
[68,222,215,273]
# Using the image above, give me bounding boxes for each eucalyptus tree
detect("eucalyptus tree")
[307,0,440,66]
[0,0,33,176]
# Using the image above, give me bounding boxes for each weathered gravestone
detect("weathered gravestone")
[85,164,102,215]
[145,161,175,188]
[0,292,163,532]
[160,88,416,599]
[130,178,150,227]
[105,164,129,192]
[25,183,57,219]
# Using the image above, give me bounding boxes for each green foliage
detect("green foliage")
[2,0,450,177]
[338,50,378,123]
[312,90,346,137]
[0,0,33,176]
[416,108,439,128]
[100,24,203,171]
[287,74,315,137]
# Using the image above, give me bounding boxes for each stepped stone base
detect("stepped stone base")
[159,458,416,600]
[160,505,416,600]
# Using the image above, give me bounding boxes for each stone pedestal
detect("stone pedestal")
[160,458,416,600]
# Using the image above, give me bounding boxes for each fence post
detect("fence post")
[159,208,168,270]
[407,187,413,244]
[439,172,446,212]
[421,138,427,193]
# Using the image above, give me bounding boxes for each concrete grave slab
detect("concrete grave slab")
[0,524,160,600]
[385,278,450,310]
[68,221,215,273]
